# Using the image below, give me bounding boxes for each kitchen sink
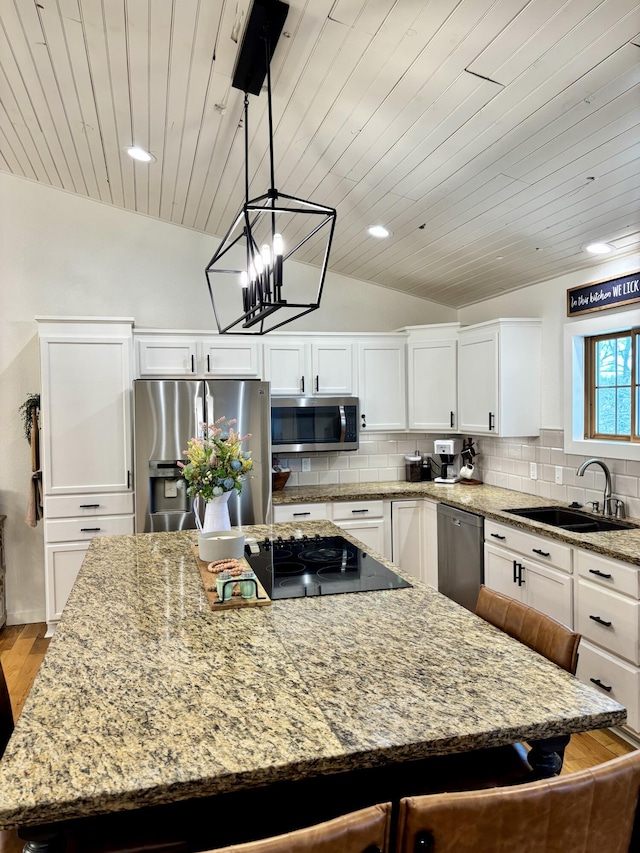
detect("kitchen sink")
[503,506,635,533]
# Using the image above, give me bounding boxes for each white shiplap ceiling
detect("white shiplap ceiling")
[1,0,639,308]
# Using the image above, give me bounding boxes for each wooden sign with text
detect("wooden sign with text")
[567,271,640,316]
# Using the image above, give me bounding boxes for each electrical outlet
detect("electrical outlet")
[301,458,311,472]
[530,462,538,480]
[555,466,563,485]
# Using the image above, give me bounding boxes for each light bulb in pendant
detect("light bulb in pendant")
[254,254,264,275]
[261,244,271,267]
[273,233,283,258]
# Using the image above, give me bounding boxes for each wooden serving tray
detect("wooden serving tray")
[192,546,271,611]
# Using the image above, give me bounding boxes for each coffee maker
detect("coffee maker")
[433,439,464,483]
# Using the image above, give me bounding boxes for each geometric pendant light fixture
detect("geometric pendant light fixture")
[205,0,337,335]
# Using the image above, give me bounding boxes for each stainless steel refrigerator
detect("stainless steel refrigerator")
[133,380,271,533]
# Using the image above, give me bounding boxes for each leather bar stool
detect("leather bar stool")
[395,748,640,853]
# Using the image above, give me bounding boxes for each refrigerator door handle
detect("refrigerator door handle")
[195,396,205,437]
[205,393,214,431]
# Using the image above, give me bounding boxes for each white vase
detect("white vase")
[194,492,232,533]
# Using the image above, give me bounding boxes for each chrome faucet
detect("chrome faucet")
[576,458,613,516]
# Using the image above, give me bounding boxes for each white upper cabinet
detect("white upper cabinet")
[407,324,459,432]
[458,319,541,436]
[264,337,354,396]
[136,332,261,379]
[357,338,406,431]
[136,335,198,376]
[202,338,261,378]
[39,319,134,495]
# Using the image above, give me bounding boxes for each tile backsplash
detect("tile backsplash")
[275,429,640,520]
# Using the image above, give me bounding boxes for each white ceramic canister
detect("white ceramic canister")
[198,530,245,562]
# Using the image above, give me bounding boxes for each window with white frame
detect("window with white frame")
[585,329,639,442]
[564,307,640,462]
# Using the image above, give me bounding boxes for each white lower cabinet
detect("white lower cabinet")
[331,500,389,559]
[391,500,424,583]
[483,521,573,629]
[574,548,640,736]
[576,640,640,733]
[272,503,329,523]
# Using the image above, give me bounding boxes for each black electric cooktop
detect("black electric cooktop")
[245,534,412,600]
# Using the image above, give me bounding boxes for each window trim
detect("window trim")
[564,307,640,462]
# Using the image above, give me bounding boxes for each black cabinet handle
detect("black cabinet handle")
[79,504,100,509]
[292,512,311,517]
[80,527,101,532]
[207,354,211,372]
[488,412,495,431]
[532,548,550,557]
[351,509,369,514]
[513,559,519,584]
[491,533,506,540]
[315,375,319,392]
[518,564,525,586]
[127,470,131,489]
[589,615,612,627]
[191,354,195,373]
[301,376,305,393]
[361,413,366,428]
[450,411,455,428]
[589,569,613,579]
[590,678,612,692]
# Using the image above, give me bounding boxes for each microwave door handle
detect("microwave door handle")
[339,406,346,443]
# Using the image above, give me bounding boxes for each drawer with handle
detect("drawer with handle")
[576,639,639,733]
[576,579,640,665]
[331,500,384,521]
[45,493,134,519]
[575,549,640,599]
[484,520,572,573]
[272,503,329,523]
[44,515,134,543]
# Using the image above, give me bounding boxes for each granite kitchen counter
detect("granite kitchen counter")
[0,522,625,833]
[273,481,640,566]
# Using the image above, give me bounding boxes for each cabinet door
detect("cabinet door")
[408,340,457,431]
[483,543,524,601]
[41,336,133,494]
[423,500,438,589]
[358,341,406,431]
[391,501,423,581]
[137,338,197,376]
[264,343,307,395]
[458,329,498,434]
[523,560,573,629]
[335,519,386,558]
[45,542,88,624]
[203,339,261,378]
[311,342,353,395]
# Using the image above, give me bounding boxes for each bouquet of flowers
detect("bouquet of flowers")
[178,416,253,501]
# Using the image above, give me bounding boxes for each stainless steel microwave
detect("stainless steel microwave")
[271,397,359,453]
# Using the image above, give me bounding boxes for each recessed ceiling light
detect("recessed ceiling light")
[585,242,613,255]
[125,146,155,163]
[368,225,391,238]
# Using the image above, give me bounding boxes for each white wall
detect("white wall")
[0,172,455,624]
[457,253,640,429]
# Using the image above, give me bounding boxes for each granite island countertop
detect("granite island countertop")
[0,522,625,831]
[273,481,640,566]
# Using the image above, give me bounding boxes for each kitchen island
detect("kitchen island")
[0,522,625,849]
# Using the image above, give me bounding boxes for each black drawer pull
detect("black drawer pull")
[590,677,612,692]
[351,509,369,514]
[589,569,613,579]
[450,411,455,428]
[532,548,550,557]
[491,533,506,540]
[79,504,100,509]
[292,512,311,517]
[589,615,612,627]
[80,527,101,532]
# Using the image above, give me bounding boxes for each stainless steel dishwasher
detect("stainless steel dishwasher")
[437,503,484,612]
